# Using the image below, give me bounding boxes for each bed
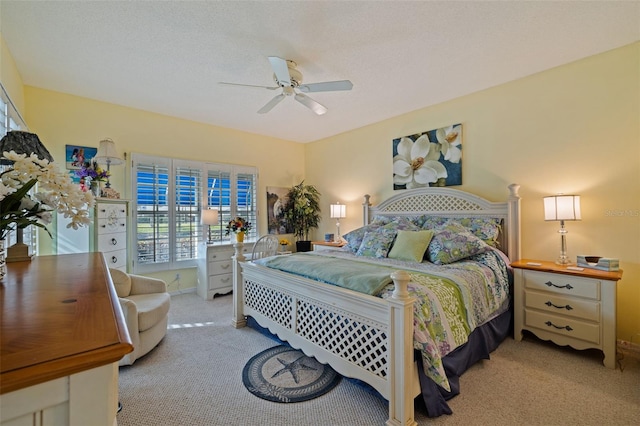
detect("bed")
[232,184,521,425]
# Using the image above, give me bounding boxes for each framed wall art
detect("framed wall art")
[266,186,293,234]
[392,123,462,190]
[65,144,97,170]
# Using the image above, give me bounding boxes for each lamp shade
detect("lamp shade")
[201,209,219,225]
[0,131,54,165]
[93,138,124,165]
[544,195,581,221]
[330,203,346,219]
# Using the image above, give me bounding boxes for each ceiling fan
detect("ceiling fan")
[219,56,353,115]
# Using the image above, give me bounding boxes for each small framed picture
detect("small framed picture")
[65,144,97,170]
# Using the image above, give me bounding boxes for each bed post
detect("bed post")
[232,242,247,328]
[507,183,521,261]
[363,194,371,225]
[386,270,417,426]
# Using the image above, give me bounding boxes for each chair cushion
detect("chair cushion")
[127,293,171,332]
[110,268,132,297]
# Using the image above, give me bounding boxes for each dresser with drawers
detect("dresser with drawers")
[512,259,623,368]
[197,243,250,299]
[93,199,129,271]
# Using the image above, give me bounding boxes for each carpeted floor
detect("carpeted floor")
[118,291,640,426]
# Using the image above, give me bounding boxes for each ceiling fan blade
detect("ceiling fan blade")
[268,56,291,87]
[257,94,286,114]
[294,93,327,115]
[298,80,353,93]
[219,82,279,90]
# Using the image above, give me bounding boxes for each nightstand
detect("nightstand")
[512,259,623,368]
[312,241,345,252]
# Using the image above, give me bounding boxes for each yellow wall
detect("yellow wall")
[0,34,25,117]
[23,87,305,290]
[306,42,640,341]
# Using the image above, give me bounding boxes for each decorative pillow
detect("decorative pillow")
[427,228,492,264]
[381,217,421,232]
[422,216,502,247]
[388,230,434,263]
[356,228,397,258]
[343,223,382,253]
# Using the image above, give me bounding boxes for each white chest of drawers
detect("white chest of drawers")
[93,200,128,271]
[512,259,623,368]
[197,243,250,299]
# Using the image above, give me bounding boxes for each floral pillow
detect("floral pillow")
[343,223,382,253]
[381,217,421,232]
[356,228,397,258]
[427,228,492,264]
[421,216,502,247]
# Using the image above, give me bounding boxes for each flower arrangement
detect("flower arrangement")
[0,150,94,239]
[75,162,109,182]
[225,217,252,235]
[279,239,288,246]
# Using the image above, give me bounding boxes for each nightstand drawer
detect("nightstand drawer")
[524,271,600,300]
[525,291,600,321]
[209,273,232,290]
[209,260,233,275]
[102,249,127,270]
[207,249,235,263]
[525,309,600,344]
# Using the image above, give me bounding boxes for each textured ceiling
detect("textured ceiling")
[1,1,638,143]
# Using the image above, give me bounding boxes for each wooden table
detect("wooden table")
[1,253,133,425]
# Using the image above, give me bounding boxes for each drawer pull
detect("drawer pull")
[221,277,230,283]
[545,301,573,311]
[545,321,573,332]
[221,264,230,270]
[111,238,118,245]
[545,281,573,290]
[111,256,118,264]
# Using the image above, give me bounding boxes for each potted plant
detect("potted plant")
[282,181,321,252]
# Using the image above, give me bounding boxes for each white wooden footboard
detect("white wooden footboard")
[232,248,417,426]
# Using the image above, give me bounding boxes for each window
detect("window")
[1,83,35,252]
[132,154,257,273]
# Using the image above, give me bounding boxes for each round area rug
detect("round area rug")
[242,345,341,403]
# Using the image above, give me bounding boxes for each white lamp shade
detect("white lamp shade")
[201,209,219,225]
[330,203,346,219]
[94,138,124,165]
[544,195,581,221]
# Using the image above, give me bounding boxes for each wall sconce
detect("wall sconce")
[93,138,124,189]
[544,194,581,265]
[0,131,54,262]
[201,208,219,244]
[330,202,347,241]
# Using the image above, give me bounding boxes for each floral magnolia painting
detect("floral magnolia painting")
[392,124,462,190]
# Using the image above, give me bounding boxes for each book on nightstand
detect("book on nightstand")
[576,255,619,271]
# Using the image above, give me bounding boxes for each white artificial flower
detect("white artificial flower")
[393,135,447,188]
[436,124,462,163]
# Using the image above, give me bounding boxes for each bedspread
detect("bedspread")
[255,249,510,392]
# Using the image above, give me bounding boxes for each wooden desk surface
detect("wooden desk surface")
[1,253,133,394]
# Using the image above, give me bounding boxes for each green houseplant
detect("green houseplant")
[282,181,321,252]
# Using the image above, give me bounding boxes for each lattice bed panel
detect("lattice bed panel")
[381,193,485,213]
[296,299,389,379]
[243,279,293,329]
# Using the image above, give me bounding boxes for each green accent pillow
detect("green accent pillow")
[388,230,434,263]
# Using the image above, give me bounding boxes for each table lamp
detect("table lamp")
[330,202,347,241]
[544,194,581,265]
[93,138,124,189]
[201,208,219,244]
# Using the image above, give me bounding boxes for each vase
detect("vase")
[0,238,6,281]
[90,181,101,197]
[236,232,245,243]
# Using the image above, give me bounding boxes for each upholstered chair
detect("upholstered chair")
[109,268,171,366]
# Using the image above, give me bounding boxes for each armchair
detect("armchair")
[110,268,171,366]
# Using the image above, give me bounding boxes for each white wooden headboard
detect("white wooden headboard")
[362,184,521,260]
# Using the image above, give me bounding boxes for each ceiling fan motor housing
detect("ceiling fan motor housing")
[273,60,303,87]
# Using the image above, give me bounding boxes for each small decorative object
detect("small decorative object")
[544,194,581,265]
[279,238,289,253]
[0,149,94,264]
[392,123,462,190]
[283,181,321,252]
[324,233,334,242]
[576,255,620,271]
[101,187,120,199]
[225,216,252,243]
